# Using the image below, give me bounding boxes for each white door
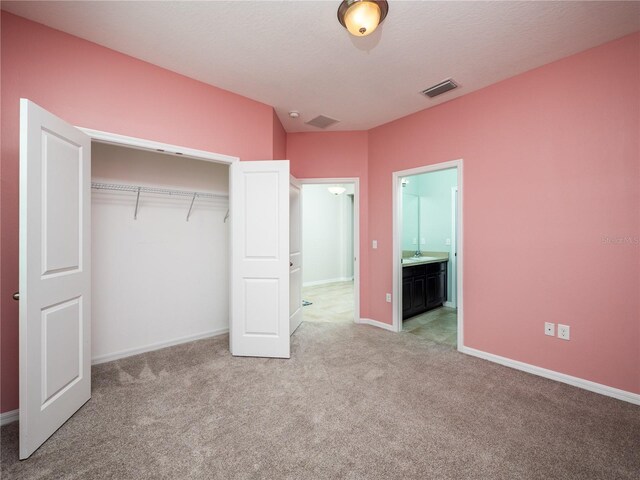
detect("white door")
[19,99,92,459]
[289,177,303,334]
[229,161,291,358]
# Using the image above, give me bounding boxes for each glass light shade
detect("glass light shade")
[328,186,347,195]
[344,1,381,37]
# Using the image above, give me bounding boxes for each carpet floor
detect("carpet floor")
[1,312,639,479]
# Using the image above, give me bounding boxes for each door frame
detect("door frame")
[289,176,303,335]
[298,178,360,324]
[391,160,464,351]
[77,127,239,355]
[77,127,238,166]
[447,186,458,308]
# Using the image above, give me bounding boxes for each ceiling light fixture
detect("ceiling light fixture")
[328,186,346,195]
[337,0,389,37]
[289,111,300,119]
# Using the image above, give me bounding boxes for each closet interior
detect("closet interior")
[91,142,230,363]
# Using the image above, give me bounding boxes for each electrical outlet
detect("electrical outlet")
[544,322,555,336]
[445,238,451,246]
[372,240,378,249]
[558,324,570,340]
[412,238,418,245]
[385,293,392,303]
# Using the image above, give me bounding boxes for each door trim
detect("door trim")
[77,128,239,351]
[289,175,303,335]
[76,127,239,165]
[392,160,464,351]
[298,178,360,324]
[446,186,458,309]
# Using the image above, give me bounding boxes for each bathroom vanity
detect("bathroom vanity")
[402,255,448,320]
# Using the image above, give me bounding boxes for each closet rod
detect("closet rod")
[91,182,228,200]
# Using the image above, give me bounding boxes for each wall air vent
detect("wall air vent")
[305,115,340,129]
[422,79,458,98]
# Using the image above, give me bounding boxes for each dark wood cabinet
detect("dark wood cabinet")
[402,261,447,320]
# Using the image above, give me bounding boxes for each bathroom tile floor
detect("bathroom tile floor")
[302,282,457,348]
[403,307,457,347]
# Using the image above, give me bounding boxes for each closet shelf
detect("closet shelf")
[91,182,228,221]
[91,182,227,199]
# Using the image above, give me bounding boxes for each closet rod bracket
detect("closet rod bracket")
[134,186,141,220]
[186,193,197,221]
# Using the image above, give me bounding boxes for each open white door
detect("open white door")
[289,176,303,335]
[229,161,290,358]
[19,99,92,459]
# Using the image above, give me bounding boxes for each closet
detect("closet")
[90,143,230,363]
[18,99,296,459]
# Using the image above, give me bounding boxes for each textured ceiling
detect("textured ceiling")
[3,1,639,132]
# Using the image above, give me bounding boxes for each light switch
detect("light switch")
[445,238,451,246]
[372,240,378,249]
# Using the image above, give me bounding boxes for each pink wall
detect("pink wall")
[0,13,281,413]
[272,110,287,160]
[287,132,370,319]
[367,33,640,394]
[2,12,638,415]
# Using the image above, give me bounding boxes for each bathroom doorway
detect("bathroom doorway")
[392,160,464,350]
[299,178,360,326]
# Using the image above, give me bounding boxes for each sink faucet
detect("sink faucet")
[413,250,422,257]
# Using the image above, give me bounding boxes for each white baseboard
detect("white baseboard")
[0,409,19,426]
[356,318,397,332]
[461,346,640,406]
[92,328,229,365]
[303,277,353,287]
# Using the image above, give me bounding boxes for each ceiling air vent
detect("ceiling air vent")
[422,79,458,98]
[305,115,340,129]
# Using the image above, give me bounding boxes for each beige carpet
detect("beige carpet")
[2,306,639,479]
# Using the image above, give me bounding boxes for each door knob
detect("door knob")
[12,292,19,301]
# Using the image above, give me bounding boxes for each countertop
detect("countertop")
[401,251,449,267]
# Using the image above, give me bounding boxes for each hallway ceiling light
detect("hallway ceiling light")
[337,0,389,37]
[328,186,346,195]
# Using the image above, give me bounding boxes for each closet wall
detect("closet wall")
[91,143,229,362]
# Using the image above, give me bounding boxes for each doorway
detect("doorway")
[299,179,360,325]
[392,160,463,350]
